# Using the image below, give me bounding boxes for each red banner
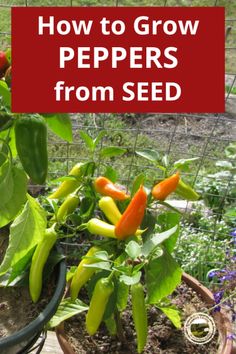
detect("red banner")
[12,7,225,113]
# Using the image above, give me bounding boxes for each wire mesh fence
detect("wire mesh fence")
[0,0,235,282]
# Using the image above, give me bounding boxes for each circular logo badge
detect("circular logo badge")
[184,312,216,345]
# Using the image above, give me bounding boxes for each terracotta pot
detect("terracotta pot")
[56,273,233,354]
[182,273,233,354]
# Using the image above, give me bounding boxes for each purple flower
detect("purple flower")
[227,333,236,340]
[214,290,224,304]
[213,305,221,313]
[230,229,236,237]
[221,274,234,281]
[208,270,218,279]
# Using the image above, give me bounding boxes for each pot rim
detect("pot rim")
[0,258,66,349]
[56,272,233,354]
[182,272,233,354]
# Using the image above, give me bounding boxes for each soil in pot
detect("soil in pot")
[63,283,220,354]
[0,236,56,340]
[0,284,55,340]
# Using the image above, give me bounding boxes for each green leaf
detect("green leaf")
[141,211,156,238]
[103,277,118,321]
[84,261,111,271]
[225,143,236,159]
[131,173,145,197]
[125,241,141,259]
[8,127,17,158]
[42,250,65,282]
[146,249,182,304]
[104,166,117,183]
[0,128,17,162]
[93,130,106,148]
[142,225,178,257]
[6,249,35,285]
[0,166,27,228]
[0,194,47,276]
[43,114,72,142]
[173,157,199,171]
[0,134,9,166]
[79,130,95,151]
[80,197,95,221]
[85,250,110,262]
[116,280,129,311]
[120,271,141,286]
[224,207,236,223]
[100,146,126,158]
[157,306,181,329]
[80,161,95,178]
[104,314,117,335]
[0,113,13,132]
[162,155,169,168]
[66,266,77,282]
[83,251,112,271]
[48,298,88,329]
[0,81,11,107]
[136,149,159,163]
[0,161,14,206]
[157,213,181,253]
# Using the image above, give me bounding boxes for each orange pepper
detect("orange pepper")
[94,177,129,201]
[152,172,180,201]
[115,185,147,240]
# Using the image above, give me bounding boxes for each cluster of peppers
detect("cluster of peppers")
[68,173,186,352]
[29,163,83,302]
[28,164,199,352]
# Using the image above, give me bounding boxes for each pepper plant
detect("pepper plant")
[47,159,201,353]
[1,47,202,352]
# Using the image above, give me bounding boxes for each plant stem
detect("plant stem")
[114,309,126,344]
[208,290,236,312]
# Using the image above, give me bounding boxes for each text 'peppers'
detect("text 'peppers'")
[15,115,48,185]
[94,176,129,201]
[152,172,180,201]
[86,277,114,335]
[70,246,101,301]
[115,185,147,240]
